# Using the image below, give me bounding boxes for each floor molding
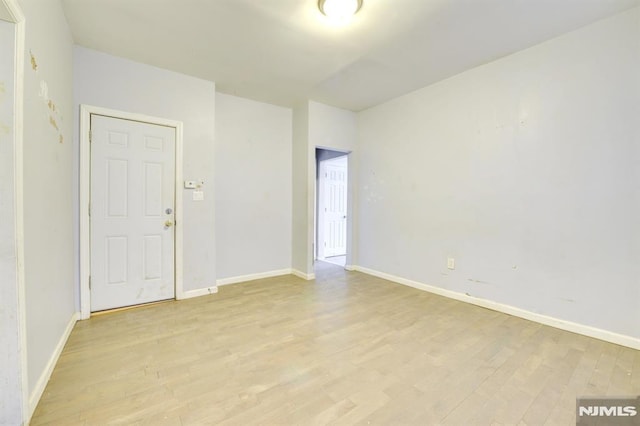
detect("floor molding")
[179,286,218,300]
[292,269,315,281]
[28,311,79,420]
[353,265,640,351]
[217,269,292,287]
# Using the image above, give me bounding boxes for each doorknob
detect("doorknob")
[164,220,174,228]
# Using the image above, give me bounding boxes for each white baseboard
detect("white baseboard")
[353,266,640,351]
[28,311,79,420]
[216,269,292,286]
[292,269,315,281]
[179,286,218,300]
[345,264,355,271]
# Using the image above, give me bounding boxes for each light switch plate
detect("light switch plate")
[447,258,455,270]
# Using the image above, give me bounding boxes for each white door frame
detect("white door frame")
[2,0,27,421]
[314,147,352,268]
[79,105,184,319]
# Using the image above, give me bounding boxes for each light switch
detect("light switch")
[193,190,204,201]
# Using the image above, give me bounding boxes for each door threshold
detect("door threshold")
[91,299,173,317]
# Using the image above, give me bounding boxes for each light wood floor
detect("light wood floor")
[32,262,640,425]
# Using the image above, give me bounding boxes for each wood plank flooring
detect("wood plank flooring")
[31,262,640,425]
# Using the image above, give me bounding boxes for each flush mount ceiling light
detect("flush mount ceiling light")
[318,0,363,21]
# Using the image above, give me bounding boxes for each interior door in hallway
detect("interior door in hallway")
[321,156,348,258]
[90,114,176,311]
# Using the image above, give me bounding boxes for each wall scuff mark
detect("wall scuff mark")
[30,50,65,143]
[30,50,38,71]
[49,116,58,131]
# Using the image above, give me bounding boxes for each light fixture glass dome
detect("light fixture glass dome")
[318,0,363,22]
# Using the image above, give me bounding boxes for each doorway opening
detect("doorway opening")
[315,148,349,268]
[79,105,184,319]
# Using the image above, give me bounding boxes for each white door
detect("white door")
[90,115,176,312]
[321,156,348,258]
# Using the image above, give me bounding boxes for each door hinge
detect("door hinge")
[88,202,91,217]
[88,130,92,143]
[88,276,91,289]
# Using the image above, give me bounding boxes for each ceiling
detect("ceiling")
[61,0,639,111]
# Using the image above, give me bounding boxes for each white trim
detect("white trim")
[28,312,79,419]
[216,269,292,286]
[317,159,326,260]
[292,269,316,281]
[174,124,184,301]
[180,269,314,296]
[353,265,640,351]
[179,286,218,300]
[79,105,184,319]
[2,0,28,422]
[345,264,355,271]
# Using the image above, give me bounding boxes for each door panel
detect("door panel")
[143,162,163,216]
[106,158,128,217]
[106,236,127,284]
[323,158,348,257]
[90,115,176,311]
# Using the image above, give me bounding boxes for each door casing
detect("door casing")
[79,105,184,319]
[314,147,352,268]
[1,0,27,421]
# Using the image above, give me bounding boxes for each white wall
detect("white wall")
[308,101,357,152]
[0,16,23,425]
[215,93,292,280]
[309,101,357,266]
[292,102,311,276]
[292,101,357,278]
[19,0,76,406]
[357,8,640,339]
[73,46,216,293]
[292,101,358,277]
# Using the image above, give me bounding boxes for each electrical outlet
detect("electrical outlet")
[447,257,455,270]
